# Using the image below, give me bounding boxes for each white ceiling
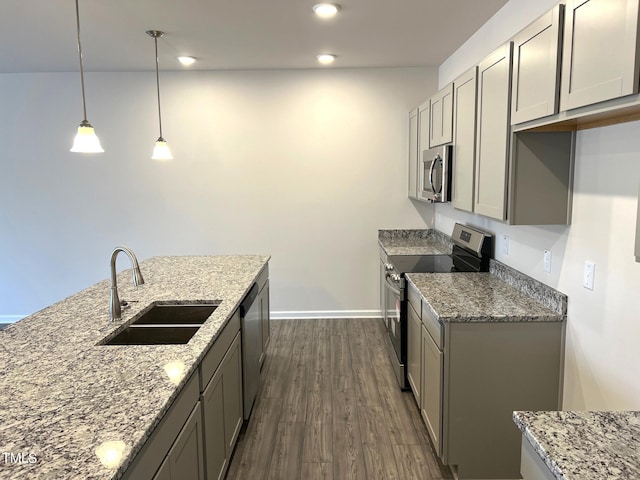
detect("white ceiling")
[0,0,508,73]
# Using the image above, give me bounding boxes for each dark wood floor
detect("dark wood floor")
[226,318,452,480]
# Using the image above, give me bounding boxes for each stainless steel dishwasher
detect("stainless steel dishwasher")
[240,283,261,420]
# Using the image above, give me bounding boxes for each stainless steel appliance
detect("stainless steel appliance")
[240,283,261,419]
[420,145,452,203]
[382,223,492,388]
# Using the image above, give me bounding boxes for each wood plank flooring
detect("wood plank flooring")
[226,318,452,480]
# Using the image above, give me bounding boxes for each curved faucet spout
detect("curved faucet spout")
[109,246,145,322]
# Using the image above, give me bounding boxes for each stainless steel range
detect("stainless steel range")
[380,223,492,389]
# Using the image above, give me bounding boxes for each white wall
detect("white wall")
[437,0,640,410]
[0,68,437,320]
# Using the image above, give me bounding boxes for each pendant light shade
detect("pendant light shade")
[70,0,103,153]
[147,30,173,160]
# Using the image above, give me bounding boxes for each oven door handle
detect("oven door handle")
[385,272,403,296]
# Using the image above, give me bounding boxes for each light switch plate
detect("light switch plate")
[502,235,510,255]
[584,261,595,290]
[544,250,552,273]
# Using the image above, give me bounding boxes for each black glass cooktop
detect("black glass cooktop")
[387,254,454,274]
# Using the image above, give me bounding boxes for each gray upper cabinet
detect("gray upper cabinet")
[417,100,431,195]
[408,108,419,199]
[475,42,513,221]
[561,0,640,111]
[429,84,454,147]
[511,4,564,124]
[451,67,478,213]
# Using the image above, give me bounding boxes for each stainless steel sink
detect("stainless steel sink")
[100,302,219,346]
[131,303,219,325]
[103,325,201,345]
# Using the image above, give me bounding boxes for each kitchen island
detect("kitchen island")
[0,255,270,480]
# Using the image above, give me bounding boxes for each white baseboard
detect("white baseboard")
[271,310,382,320]
[0,315,25,323]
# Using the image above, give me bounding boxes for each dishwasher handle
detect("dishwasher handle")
[240,283,259,317]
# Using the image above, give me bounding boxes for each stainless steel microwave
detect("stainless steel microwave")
[420,144,452,203]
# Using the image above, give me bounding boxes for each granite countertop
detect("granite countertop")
[405,269,564,322]
[513,411,640,479]
[0,255,270,480]
[378,229,452,256]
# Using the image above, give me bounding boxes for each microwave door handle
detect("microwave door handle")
[385,273,402,296]
[428,156,438,200]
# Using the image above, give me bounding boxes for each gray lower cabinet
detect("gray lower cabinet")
[442,321,564,479]
[163,403,205,480]
[123,373,202,480]
[406,300,422,407]
[475,42,513,221]
[561,0,640,111]
[202,332,243,480]
[420,323,443,457]
[257,266,270,369]
[123,308,244,480]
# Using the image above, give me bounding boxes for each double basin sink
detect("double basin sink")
[101,303,219,346]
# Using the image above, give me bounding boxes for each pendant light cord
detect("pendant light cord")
[154,35,164,139]
[75,0,88,123]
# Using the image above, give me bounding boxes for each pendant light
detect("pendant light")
[70,0,104,153]
[147,30,173,160]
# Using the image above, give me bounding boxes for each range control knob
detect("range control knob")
[384,263,395,272]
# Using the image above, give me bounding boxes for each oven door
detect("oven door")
[384,272,407,388]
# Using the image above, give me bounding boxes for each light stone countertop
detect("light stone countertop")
[378,229,452,256]
[0,255,270,480]
[513,411,640,479]
[405,272,564,322]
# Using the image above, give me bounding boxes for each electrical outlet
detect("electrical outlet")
[544,250,552,273]
[584,261,595,290]
[502,235,510,255]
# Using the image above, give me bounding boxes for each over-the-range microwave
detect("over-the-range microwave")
[420,144,452,203]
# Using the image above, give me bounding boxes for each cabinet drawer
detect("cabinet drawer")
[407,283,422,317]
[200,310,240,392]
[421,302,443,350]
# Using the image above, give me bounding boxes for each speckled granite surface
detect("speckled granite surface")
[378,229,452,256]
[0,255,269,480]
[513,411,640,479]
[490,260,567,315]
[405,272,564,322]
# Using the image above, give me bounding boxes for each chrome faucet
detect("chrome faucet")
[109,246,145,322]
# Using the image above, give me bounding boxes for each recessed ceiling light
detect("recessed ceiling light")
[177,56,196,66]
[316,54,336,65]
[313,3,340,18]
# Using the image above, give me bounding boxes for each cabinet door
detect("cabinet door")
[168,402,205,480]
[421,325,443,458]
[406,302,422,406]
[202,363,227,480]
[417,100,431,196]
[561,0,640,111]
[475,42,513,221]
[223,333,243,456]
[511,5,563,124]
[429,84,454,147]
[152,458,171,480]
[408,108,419,199]
[259,281,270,367]
[452,67,478,213]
